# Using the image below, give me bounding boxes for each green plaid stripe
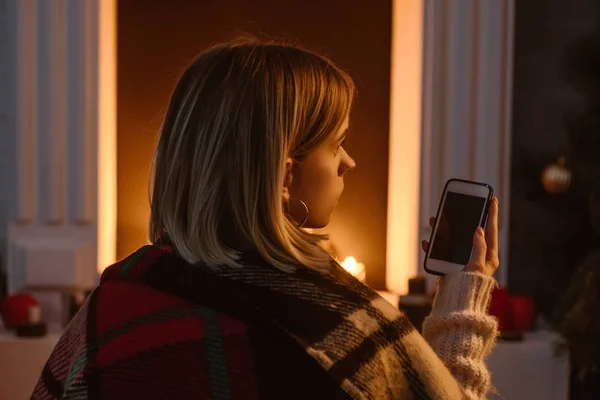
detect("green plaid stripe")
[120,245,151,277]
[197,306,231,400]
[64,305,200,393]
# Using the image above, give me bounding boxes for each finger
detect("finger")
[465,227,487,273]
[485,198,500,266]
[429,217,435,229]
[421,240,429,252]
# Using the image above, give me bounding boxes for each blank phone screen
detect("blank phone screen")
[430,192,487,265]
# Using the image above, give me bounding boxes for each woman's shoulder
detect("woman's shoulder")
[33,280,257,398]
[93,279,252,340]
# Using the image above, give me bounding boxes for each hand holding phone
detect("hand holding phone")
[423,179,500,277]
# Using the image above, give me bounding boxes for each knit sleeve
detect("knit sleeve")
[422,272,499,400]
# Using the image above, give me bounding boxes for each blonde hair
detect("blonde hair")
[149,37,355,272]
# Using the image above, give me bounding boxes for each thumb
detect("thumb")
[466,227,487,272]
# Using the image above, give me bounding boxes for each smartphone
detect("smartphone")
[424,178,494,276]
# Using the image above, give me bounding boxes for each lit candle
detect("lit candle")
[341,256,366,282]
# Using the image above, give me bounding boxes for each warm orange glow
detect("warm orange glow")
[386,0,424,294]
[97,0,117,273]
[341,256,366,282]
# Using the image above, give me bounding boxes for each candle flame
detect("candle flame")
[341,256,365,282]
[342,256,357,271]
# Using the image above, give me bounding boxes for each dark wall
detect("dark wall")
[509,0,599,319]
[117,0,392,288]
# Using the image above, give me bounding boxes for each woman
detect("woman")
[33,38,499,400]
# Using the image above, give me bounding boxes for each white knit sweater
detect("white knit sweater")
[422,272,499,399]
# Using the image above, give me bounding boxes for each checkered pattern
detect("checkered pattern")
[32,243,467,399]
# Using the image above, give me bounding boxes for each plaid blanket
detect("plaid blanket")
[33,243,465,399]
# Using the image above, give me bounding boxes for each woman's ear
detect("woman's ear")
[282,157,294,202]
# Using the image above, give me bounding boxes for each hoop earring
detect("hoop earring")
[289,197,309,228]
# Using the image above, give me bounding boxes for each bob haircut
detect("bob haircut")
[149,37,355,272]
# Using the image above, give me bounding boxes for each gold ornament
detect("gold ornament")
[542,156,572,194]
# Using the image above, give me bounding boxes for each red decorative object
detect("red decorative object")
[489,287,510,332]
[0,292,39,330]
[508,295,536,331]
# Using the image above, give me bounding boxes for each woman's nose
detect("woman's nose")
[340,150,356,175]
[347,155,356,171]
